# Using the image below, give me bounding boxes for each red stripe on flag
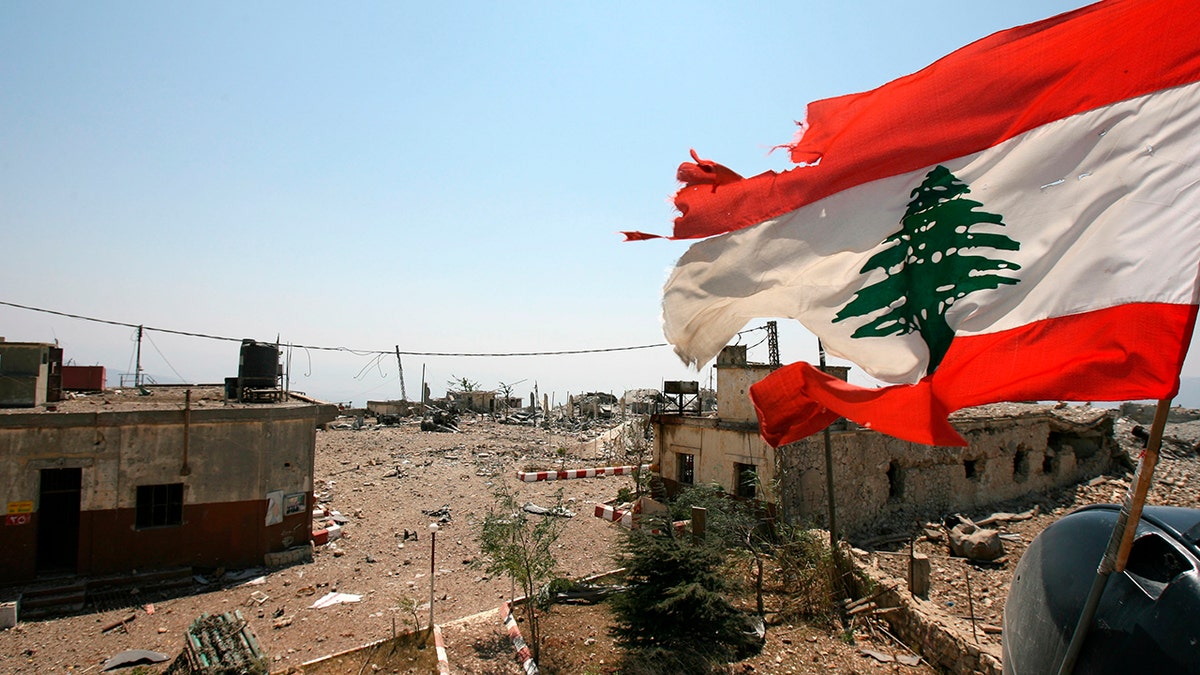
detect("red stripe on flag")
[671,0,1200,240]
[621,230,663,241]
[751,303,1197,447]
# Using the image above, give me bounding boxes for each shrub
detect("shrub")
[610,528,759,671]
[475,482,565,662]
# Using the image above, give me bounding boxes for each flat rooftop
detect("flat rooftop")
[0,385,329,415]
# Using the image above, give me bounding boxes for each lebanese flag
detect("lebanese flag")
[647,0,1200,447]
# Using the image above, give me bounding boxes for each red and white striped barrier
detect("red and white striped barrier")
[593,503,635,528]
[516,464,654,483]
[500,601,538,675]
[433,624,450,675]
[657,520,689,535]
[593,503,688,535]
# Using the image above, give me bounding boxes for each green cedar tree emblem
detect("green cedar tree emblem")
[833,165,1021,375]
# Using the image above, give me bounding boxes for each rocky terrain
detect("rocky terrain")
[1,404,1197,674]
[865,407,1200,666]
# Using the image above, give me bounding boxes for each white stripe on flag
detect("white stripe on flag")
[665,82,1200,383]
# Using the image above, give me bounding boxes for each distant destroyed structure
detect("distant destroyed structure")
[0,338,336,590]
[367,386,707,431]
[651,345,1117,535]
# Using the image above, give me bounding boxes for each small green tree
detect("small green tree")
[475,481,565,663]
[669,483,759,546]
[608,415,654,498]
[447,375,480,393]
[669,483,768,614]
[610,528,758,673]
[496,380,522,418]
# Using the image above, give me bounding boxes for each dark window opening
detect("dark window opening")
[1042,450,1058,476]
[887,462,904,501]
[677,453,695,486]
[1013,449,1029,482]
[136,483,184,529]
[1049,431,1102,461]
[964,460,979,481]
[734,463,758,500]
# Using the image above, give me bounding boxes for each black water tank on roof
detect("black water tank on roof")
[239,340,279,388]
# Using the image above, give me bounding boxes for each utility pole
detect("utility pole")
[394,346,407,401]
[134,325,144,387]
[767,321,780,369]
[818,339,840,552]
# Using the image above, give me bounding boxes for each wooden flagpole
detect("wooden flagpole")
[1055,397,1171,675]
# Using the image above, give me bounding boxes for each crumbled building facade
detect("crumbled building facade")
[652,346,1115,535]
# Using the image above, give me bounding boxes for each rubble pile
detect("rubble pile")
[421,408,461,433]
[163,611,267,675]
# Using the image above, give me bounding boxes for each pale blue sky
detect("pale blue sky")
[9,1,1170,407]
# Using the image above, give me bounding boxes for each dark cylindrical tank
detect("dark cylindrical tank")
[1003,505,1200,674]
[238,339,279,388]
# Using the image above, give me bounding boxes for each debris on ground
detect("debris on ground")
[163,611,267,675]
[422,505,452,523]
[522,501,576,518]
[100,614,136,634]
[101,649,170,672]
[421,408,461,433]
[309,592,362,609]
[945,514,1005,562]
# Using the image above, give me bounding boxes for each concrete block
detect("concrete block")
[909,552,931,599]
[326,523,343,542]
[264,546,313,569]
[0,601,16,629]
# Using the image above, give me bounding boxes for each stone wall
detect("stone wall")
[774,404,1114,535]
[853,552,1002,675]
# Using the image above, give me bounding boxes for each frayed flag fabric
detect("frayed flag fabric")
[645,0,1200,447]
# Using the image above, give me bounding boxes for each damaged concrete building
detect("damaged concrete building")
[651,345,1115,534]
[571,392,617,419]
[0,342,337,587]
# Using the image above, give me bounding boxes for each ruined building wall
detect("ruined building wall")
[656,417,778,504]
[774,411,1114,534]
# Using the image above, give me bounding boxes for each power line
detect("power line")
[0,299,765,359]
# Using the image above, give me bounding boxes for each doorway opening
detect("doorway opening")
[36,468,81,574]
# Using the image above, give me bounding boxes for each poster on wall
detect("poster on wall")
[265,490,283,527]
[284,493,305,516]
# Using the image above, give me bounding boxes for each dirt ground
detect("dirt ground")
[1,409,1196,674]
[866,413,1200,657]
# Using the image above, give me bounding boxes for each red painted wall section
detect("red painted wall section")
[0,513,38,582]
[0,493,312,584]
[79,496,312,576]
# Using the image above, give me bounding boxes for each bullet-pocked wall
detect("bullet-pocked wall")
[656,404,1114,535]
[771,406,1113,533]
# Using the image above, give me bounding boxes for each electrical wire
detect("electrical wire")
[352,353,388,380]
[145,331,189,384]
[0,299,767,359]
